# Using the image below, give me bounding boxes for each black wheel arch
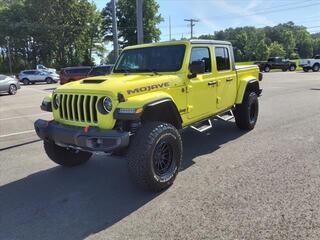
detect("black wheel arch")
[244,80,261,97]
[142,98,183,129]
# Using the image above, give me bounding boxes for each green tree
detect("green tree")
[268,42,286,57]
[0,0,104,72]
[102,0,163,48]
[256,40,269,60]
[313,38,320,56]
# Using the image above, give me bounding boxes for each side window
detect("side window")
[215,47,230,71]
[78,68,91,74]
[190,47,211,73]
[0,74,6,80]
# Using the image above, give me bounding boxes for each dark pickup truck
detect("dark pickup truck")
[255,57,296,72]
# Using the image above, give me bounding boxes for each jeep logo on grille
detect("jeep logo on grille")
[127,82,170,95]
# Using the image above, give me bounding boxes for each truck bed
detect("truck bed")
[235,64,260,83]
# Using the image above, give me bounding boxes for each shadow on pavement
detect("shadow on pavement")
[0,120,246,240]
[181,120,246,170]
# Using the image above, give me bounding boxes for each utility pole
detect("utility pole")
[111,0,119,61]
[184,19,199,39]
[169,16,172,41]
[136,0,144,44]
[5,36,13,75]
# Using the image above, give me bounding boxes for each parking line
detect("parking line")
[23,88,53,94]
[0,112,50,121]
[0,130,35,138]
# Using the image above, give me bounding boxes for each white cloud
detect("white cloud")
[215,0,275,26]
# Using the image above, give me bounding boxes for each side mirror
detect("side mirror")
[188,60,205,79]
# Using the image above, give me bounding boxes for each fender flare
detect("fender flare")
[142,98,183,129]
[236,79,261,104]
[115,92,183,129]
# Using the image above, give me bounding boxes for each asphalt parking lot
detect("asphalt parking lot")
[1,71,320,240]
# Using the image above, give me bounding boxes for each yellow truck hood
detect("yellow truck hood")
[56,73,182,99]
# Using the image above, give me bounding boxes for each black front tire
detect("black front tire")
[312,64,320,72]
[127,122,182,192]
[289,65,296,71]
[233,92,259,130]
[46,77,53,84]
[303,67,309,72]
[8,84,17,95]
[22,78,29,85]
[44,141,92,167]
[264,65,270,72]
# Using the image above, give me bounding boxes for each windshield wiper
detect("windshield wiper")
[115,69,133,75]
[145,68,160,75]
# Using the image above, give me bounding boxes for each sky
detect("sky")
[93,0,320,41]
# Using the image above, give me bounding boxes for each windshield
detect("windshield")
[114,45,186,73]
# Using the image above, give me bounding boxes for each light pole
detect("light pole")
[136,0,143,44]
[111,0,119,61]
[184,19,199,39]
[5,36,13,75]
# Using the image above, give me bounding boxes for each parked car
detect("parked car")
[0,74,20,95]
[255,57,296,72]
[59,65,113,85]
[59,66,91,85]
[87,65,113,77]
[36,64,57,74]
[299,55,320,72]
[19,70,59,85]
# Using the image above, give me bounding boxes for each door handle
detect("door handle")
[208,81,217,87]
[226,77,233,82]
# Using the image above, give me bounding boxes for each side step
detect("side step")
[216,110,234,121]
[190,119,212,133]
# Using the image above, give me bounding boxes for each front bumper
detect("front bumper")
[299,64,310,68]
[34,119,130,152]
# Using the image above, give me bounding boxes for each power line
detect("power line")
[184,19,199,39]
[214,2,320,20]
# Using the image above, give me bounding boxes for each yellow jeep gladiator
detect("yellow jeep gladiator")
[35,40,262,191]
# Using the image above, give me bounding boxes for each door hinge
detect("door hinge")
[186,105,193,112]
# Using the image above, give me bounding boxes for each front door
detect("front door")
[214,46,237,110]
[186,46,217,120]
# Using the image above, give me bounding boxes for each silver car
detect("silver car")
[19,70,59,85]
[0,74,20,95]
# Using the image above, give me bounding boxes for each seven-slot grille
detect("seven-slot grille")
[56,94,99,124]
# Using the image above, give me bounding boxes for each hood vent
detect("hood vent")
[82,79,106,84]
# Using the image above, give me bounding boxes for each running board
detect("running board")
[216,110,234,121]
[190,119,212,133]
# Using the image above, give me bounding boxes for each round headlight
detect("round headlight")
[103,96,112,113]
[53,94,60,109]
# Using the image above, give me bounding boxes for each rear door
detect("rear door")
[214,46,237,110]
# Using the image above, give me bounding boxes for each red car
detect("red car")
[59,65,113,85]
